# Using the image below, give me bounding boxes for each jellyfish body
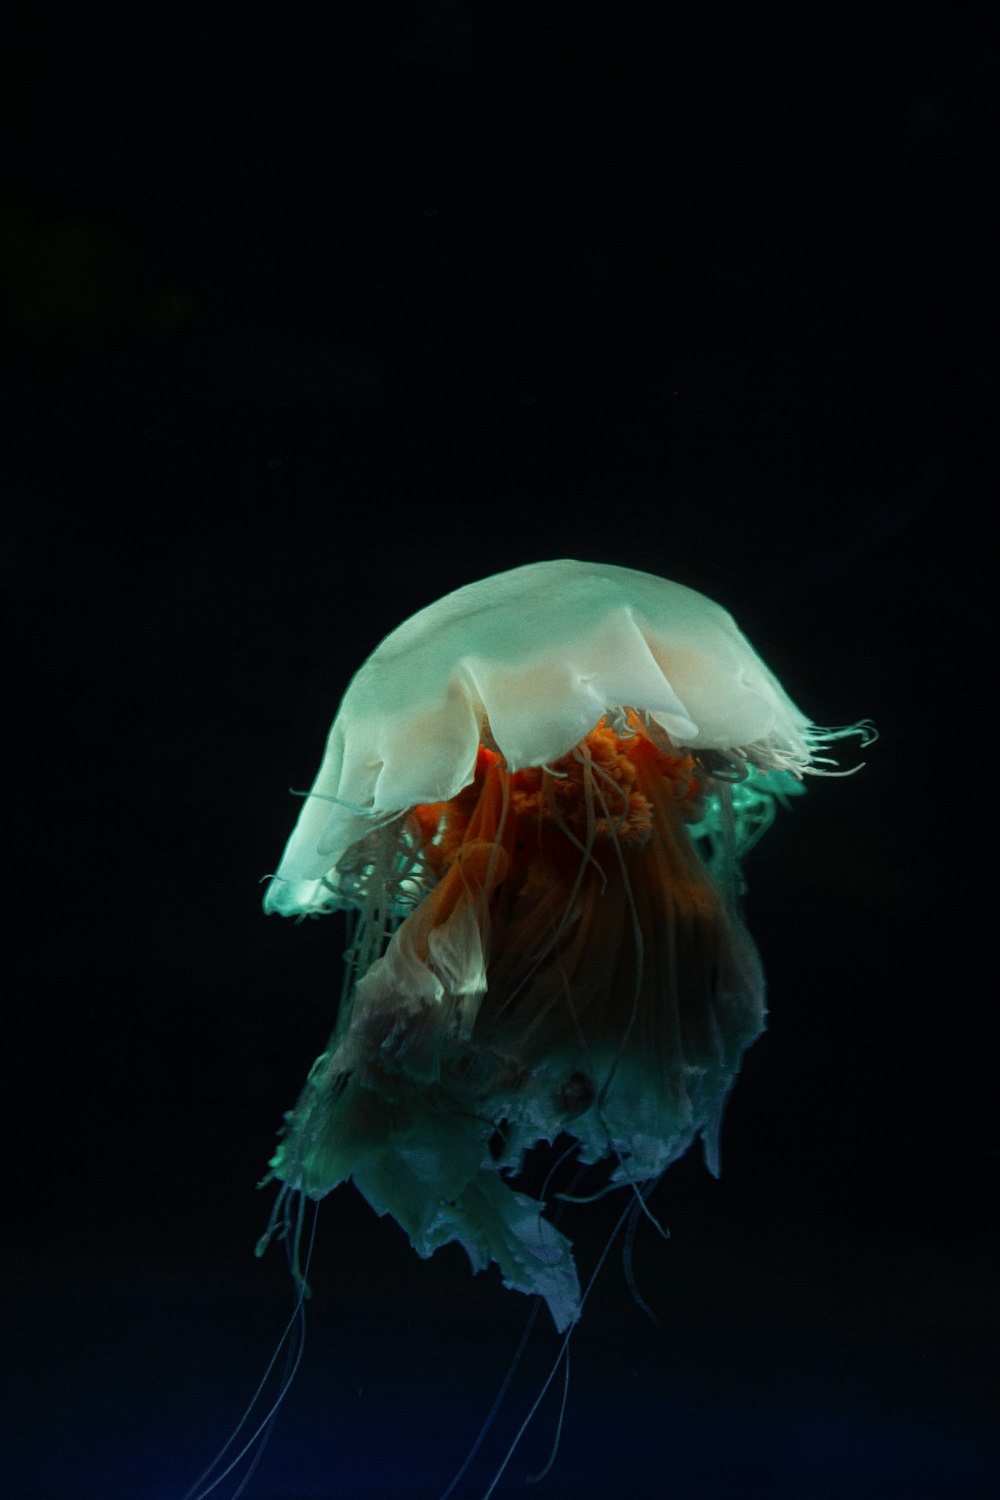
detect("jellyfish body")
[263,560,839,1330]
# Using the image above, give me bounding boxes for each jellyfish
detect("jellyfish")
[261,559,863,1332]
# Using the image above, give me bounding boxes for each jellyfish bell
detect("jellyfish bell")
[261,559,862,1333]
[265,560,817,919]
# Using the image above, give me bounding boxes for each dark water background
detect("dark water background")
[6,5,995,1497]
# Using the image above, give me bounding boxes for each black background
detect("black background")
[6,4,996,1498]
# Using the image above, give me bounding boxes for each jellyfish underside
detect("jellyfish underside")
[265,714,767,1331]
